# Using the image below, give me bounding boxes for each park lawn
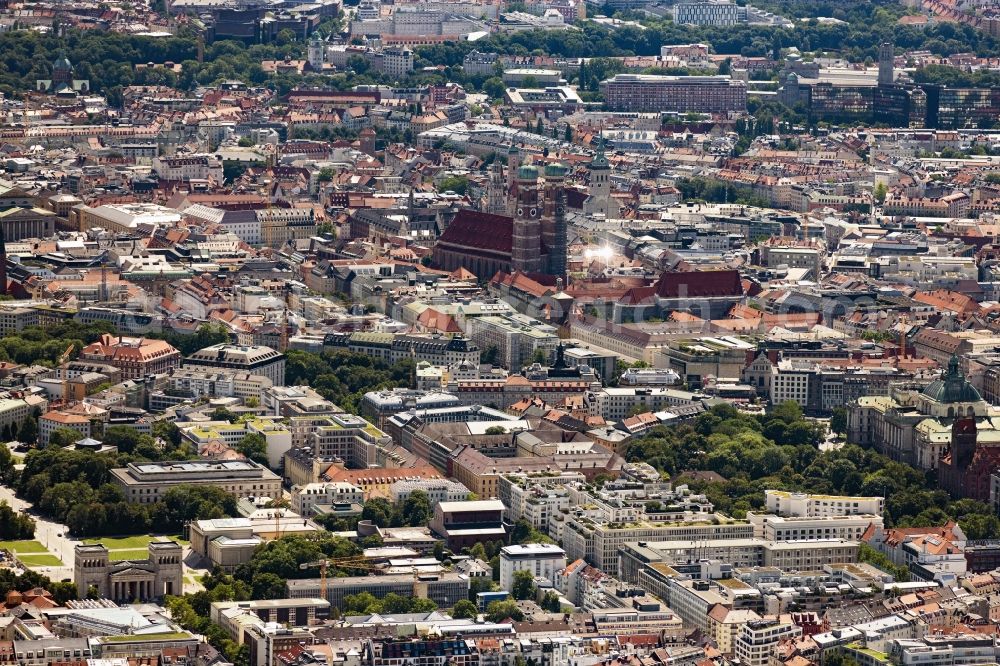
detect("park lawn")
[0,540,49,554]
[17,554,62,566]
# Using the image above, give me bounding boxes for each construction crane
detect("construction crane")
[299,557,384,600]
[267,495,291,540]
[58,343,74,366]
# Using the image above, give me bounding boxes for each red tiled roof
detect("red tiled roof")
[655,269,743,298]
[437,209,514,255]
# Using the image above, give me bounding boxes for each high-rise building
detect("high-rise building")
[600,74,747,113]
[673,0,747,26]
[878,42,894,86]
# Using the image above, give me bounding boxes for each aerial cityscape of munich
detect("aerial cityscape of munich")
[1,0,1000,663]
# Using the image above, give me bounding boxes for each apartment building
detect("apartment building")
[498,472,581,532]
[291,481,365,517]
[79,334,181,381]
[466,314,560,373]
[110,460,282,504]
[564,517,755,571]
[389,478,470,508]
[184,344,286,386]
[747,512,882,542]
[499,544,568,589]
[600,74,747,113]
[707,607,762,655]
[734,618,802,666]
[152,155,224,182]
[765,490,885,517]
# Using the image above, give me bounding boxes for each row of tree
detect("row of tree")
[0,501,34,540]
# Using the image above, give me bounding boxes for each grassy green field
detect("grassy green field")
[0,540,48,553]
[17,554,63,566]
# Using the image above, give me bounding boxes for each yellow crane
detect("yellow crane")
[58,343,74,365]
[299,557,384,600]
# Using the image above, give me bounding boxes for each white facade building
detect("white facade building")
[499,544,567,590]
[765,490,885,517]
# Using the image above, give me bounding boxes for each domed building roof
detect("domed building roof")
[544,163,568,178]
[923,355,982,404]
[53,54,72,72]
[517,164,538,180]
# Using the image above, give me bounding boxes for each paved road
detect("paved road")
[0,484,75,581]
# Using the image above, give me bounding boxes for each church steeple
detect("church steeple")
[587,138,613,217]
[485,157,506,215]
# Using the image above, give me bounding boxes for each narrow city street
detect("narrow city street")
[0,483,75,581]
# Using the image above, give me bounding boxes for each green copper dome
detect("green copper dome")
[517,164,539,180]
[544,163,568,178]
[923,355,982,404]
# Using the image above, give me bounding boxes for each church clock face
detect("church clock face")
[517,208,523,216]
[529,208,537,217]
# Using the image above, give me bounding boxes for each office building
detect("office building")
[467,313,560,373]
[110,460,282,504]
[673,1,747,25]
[600,74,747,113]
[287,572,469,609]
[430,499,506,549]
